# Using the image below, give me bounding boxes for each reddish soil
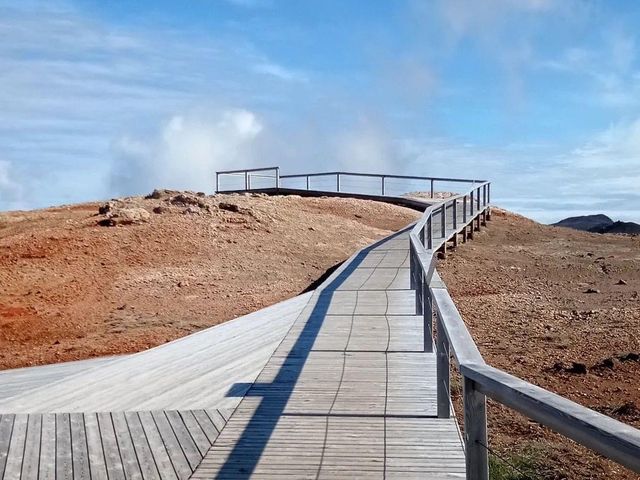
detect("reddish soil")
[0,192,419,370]
[439,208,640,479]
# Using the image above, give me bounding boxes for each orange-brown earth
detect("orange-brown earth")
[439,208,640,479]
[2,193,639,478]
[0,191,419,370]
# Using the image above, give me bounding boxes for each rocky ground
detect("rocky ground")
[439,208,640,480]
[0,190,420,369]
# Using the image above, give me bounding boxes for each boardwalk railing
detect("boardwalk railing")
[215,167,640,479]
[216,166,280,192]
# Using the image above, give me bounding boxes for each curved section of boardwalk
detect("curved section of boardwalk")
[192,228,466,479]
[0,195,472,479]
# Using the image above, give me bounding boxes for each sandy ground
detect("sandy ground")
[439,208,640,479]
[0,191,419,370]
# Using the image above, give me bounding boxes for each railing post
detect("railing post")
[248,173,252,190]
[381,176,385,195]
[441,204,446,238]
[275,167,280,189]
[409,245,416,290]
[430,179,435,198]
[436,315,450,418]
[415,261,423,315]
[470,191,474,216]
[306,175,310,190]
[244,171,249,190]
[464,377,489,480]
[423,285,433,352]
[336,173,340,192]
[428,215,433,250]
[215,172,219,193]
[463,195,467,223]
[453,199,458,230]
[476,187,481,210]
[487,183,491,204]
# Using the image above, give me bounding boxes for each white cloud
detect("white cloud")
[434,0,557,39]
[253,62,308,83]
[538,29,640,108]
[110,109,264,195]
[0,160,25,210]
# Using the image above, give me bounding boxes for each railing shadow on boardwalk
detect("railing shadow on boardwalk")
[219,227,411,478]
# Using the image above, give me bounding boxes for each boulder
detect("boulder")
[98,207,151,227]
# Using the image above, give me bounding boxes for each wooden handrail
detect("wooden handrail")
[214,166,640,478]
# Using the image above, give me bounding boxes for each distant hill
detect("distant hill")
[552,214,640,235]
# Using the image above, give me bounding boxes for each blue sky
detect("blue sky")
[1,0,639,222]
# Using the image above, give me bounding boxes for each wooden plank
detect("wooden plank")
[0,414,15,478]
[151,411,192,479]
[191,410,219,442]
[124,411,161,480]
[21,414,42,480]
[69,412,91,480]
[56,413,73,480]
[111,411,143,479]
[209,409,229,431]
[97,412,126,480]
[138,411,178,480]
[164,411,201,470]
[83,413,108,480]
[178,411,210,456]
[38,413,56,480]
[3,414,27,480]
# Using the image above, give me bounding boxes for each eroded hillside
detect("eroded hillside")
[0,191,420,369]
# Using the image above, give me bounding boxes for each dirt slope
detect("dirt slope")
[439,208,640,479]
[0,191,420,370]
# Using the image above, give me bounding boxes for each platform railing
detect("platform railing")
[407,185,640,479]
[215,166,280,192]
[279,170,486,198]
[215,167,640,479]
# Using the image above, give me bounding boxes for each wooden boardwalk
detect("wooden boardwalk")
[192,225,466,478]
[0,410,230,480]
[1,199,475,479]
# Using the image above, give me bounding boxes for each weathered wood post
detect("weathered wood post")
[336,173,341,192]
[436,315,450,418]
[430,179,435,198]
[464,377,489,480]
[409,245,416,290]
[381,175,386,195]
[423,282,433,352]
[215,172,220,193]
[453,200,459,248]
[275,167,280,189]
[306,175,310,190]
[244,171,249,190]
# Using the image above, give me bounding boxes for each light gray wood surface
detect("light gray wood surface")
[0,410,227,480]
[193,230,466,478]
[0,293,312,413]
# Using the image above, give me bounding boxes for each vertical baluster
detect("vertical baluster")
[423,284,433,352]
[464,378,489,480]
[436,315,450,418]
